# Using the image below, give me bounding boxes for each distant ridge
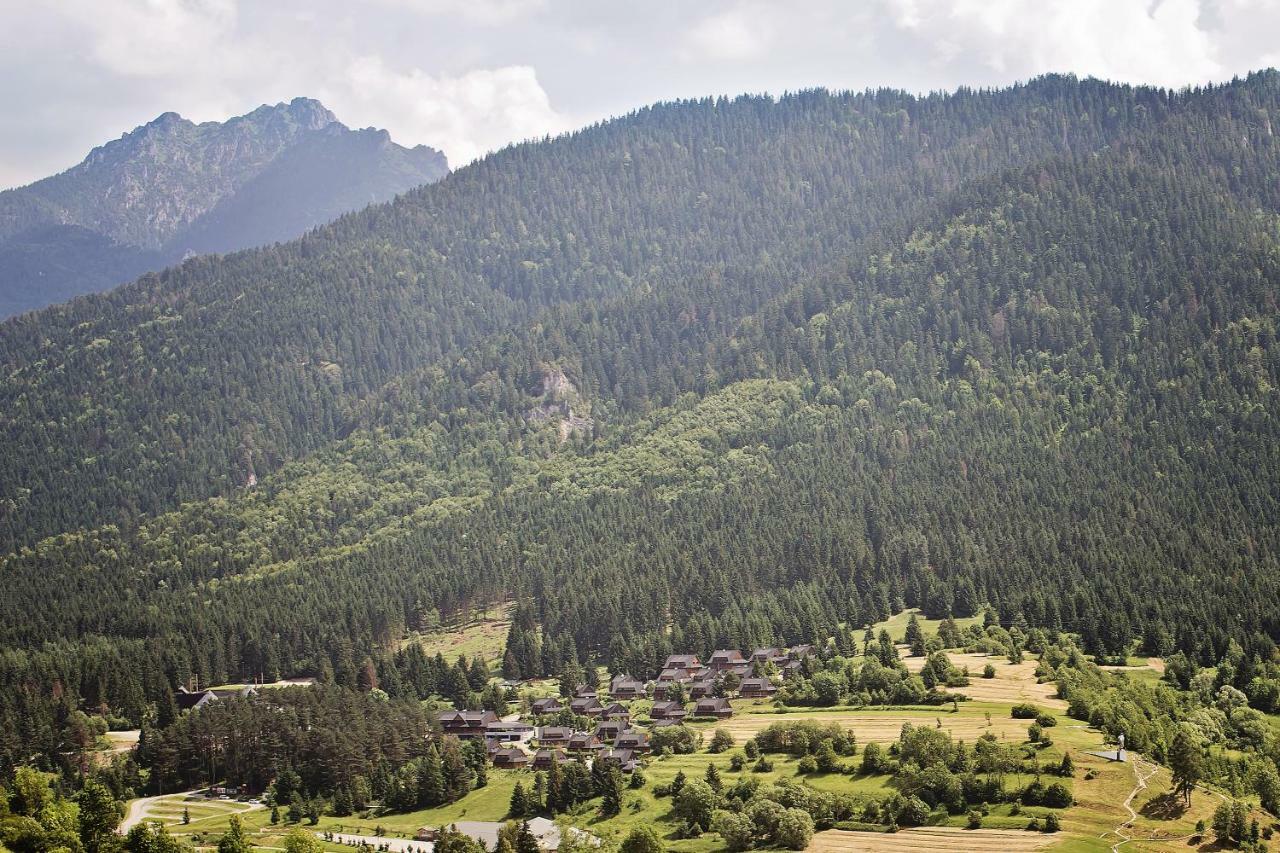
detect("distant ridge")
[0,97,448,317]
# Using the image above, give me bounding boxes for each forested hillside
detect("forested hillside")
[3,73,1280,778]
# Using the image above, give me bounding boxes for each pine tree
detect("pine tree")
[1169,730,1201,806]
[509,781,527,818]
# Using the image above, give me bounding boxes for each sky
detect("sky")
[3,0,1280,189]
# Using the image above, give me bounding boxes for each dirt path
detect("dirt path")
[119,795,170,834]
[1105,754,1160,852]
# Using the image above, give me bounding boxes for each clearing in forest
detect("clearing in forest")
[898,651,1068,710]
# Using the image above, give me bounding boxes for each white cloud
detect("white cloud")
[327,58,570,165]
[881,0,1228,87]
[683,8,772,61]
[369,0,547,25]
[70,0,241,78]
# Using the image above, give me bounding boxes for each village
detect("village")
[438,646,818,779]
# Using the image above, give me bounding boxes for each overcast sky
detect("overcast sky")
[3,0,1280,189]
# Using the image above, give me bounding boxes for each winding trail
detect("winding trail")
[118,794,262,834]
[1108,753,1160,852]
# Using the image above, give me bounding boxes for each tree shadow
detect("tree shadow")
[1138,792,1187,821]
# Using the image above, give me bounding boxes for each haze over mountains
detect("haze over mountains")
[0,97,448,317]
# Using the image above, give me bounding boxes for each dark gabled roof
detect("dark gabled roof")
[536,726,573,739]
[664,654,701,668]
[175,690,216,711]
[614,729,649,746]
[695,697,731,711]
[532,696,563,709]
[441,710,498,726]
[601,702,630,715]
[740,678,776,690]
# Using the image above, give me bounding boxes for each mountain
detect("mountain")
[3,73,1280,774]
[0,97,448,317]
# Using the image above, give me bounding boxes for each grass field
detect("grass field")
[870,610,984,643]
[403,604,512,664]
[898,651,1067,710]
[811,826,1058,851]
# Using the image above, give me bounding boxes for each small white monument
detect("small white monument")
[1117,732,1125,761]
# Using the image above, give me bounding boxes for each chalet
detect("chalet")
[531,697,563,715]
[569,696,604,717]
[594,720,627,741]
[484,720,534,744]
[709,649,747,671]
[781,660,804,679]
[439,710,499,739]
[600,702,631,721]
[599,748,638,773]
[535,726,573,748]
[663,654,702,672]
[175,689,218,712]
[609,674,647,700]
[567,731,603,753]
[531,748,570,770]
[751,647,786,665]
[725,663,752,679]
[651,718,683,728]
[657,667,692,684]
[613,729,651,752]
[689,677,718,699]
[573,685,598,699]
[490,747,529,769]
[649,700,687,721]
[788,644,818,660]
[738,678,777,699]
[693,697,733,719]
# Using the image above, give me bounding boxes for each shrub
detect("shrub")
[1042,782,1072,808]
[629,771,646,789]
[729,754,745,772]
[1043,812,1061,833]
[753,756,774,772]
[1035,713,1057,727]
[620,826,664,853]
[1011,703,1040,719]
[797,755,817,774]
[712,810,755,852]
[709,729,735,753]
[966,810,983,829]
[982,664,996,679]
[1025,818,1041,832]
[650,724,702,755]
[775,808,815,850]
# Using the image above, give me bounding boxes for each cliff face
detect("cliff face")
[0,98,448,317]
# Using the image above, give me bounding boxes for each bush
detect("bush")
[1025,818,1041,832]
[620,826,664,853]
[712,810,755,852]
[797,755,817,774]
[1042,782,1072,808]
[744,739,759,759]
[650,724,702,755]
[1043,812,1061,833]
[1035,713,1057,728]
[709,729,734,753]
[629,771,646,789]
[753,756,774,772]
[729,754,745,772]
[966,810,983,829]
[982,664,996,679]
[775,808,815,850]
[1011,703,1040,719]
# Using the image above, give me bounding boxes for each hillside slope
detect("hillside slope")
[3,73,1280,773]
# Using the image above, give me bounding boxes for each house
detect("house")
[781,660,804,679]
[694,697,733,718]
[649,700,687,721]
[651,718,683,728]
[490,747,529,769]
[532,748,570,770]
[531,697,563,715]
[536,726,573,748]
[738,678,777,699]
[609,674,646,700]
[175,689,218,713]
[594,720,627,741]
[485,720,534,744]
[788,644,818,660]
[613,729,651,752]
[569,696,604,717]
[209,686,258,701]
[663,654,702,672]
[439,710,499,739]
[600,702,631,722]
[573,685,598,699]
[751,647,786,665]
[657,667,692,684]
[725,663,752,679]
[689,676,718,699]
[709,650,747,671]
[567,731,603,753]
[599,748,638,773]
